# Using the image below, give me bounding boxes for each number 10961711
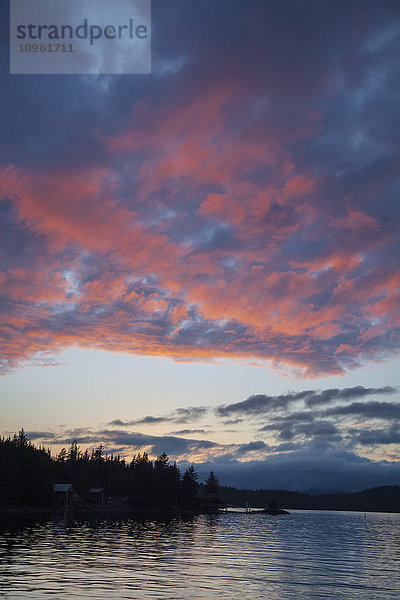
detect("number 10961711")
[18,43,74,53]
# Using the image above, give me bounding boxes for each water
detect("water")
[0,510,399,599]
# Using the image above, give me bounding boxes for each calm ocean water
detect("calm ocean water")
[0,510,399,599]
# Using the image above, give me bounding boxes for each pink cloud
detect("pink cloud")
[0,71,398,377]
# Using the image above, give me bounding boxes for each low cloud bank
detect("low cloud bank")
[190,448,400,493]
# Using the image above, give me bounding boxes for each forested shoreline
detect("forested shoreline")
[219,484,400,513]
[1,430,399,513]
[0,430,220,511]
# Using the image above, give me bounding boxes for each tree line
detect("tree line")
[219,484,400,513]
[1,430,398,512]
[0,430,221,510]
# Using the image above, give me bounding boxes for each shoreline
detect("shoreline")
[0,505,207,517]
[2,505,399,517]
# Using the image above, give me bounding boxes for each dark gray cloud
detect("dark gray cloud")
[233,441,269,456]
[203,441,271,463]
[272,411,315,424]
[263,420,341,443]
[347,425,400,446]
[107,407,208,428]
[168,429,209,436]
[107,419,127,427]
[101,430,218,456]
[256,398,399,447]
[286,421,340,439]
[258,423,284,433]
[305,386,397,408]
[136,416,172,425]
[147,436,216,458]
[216,391,311,417]
[273,442,300,452]
[217,386,397,417]
[108,416,172,427]
[103,385,399,455]
[173,407,208,423]
[26,431,56,441]
[96,383,400,465]
[323,401,400,420]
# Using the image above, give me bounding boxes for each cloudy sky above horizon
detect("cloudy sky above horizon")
[1,0,400,492]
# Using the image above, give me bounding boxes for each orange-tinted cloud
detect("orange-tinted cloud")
[1,1,399,377]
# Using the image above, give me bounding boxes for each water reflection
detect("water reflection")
[0,511,399,599]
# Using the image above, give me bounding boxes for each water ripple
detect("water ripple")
[0,511,399,599]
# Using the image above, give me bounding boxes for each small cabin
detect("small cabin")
[53,483,75,505]
[89,488,106,506]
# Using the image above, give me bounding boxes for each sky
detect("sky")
[1,0,400,493]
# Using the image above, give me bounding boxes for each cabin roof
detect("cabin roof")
[53,484,73,492]
[89,488,104,493]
